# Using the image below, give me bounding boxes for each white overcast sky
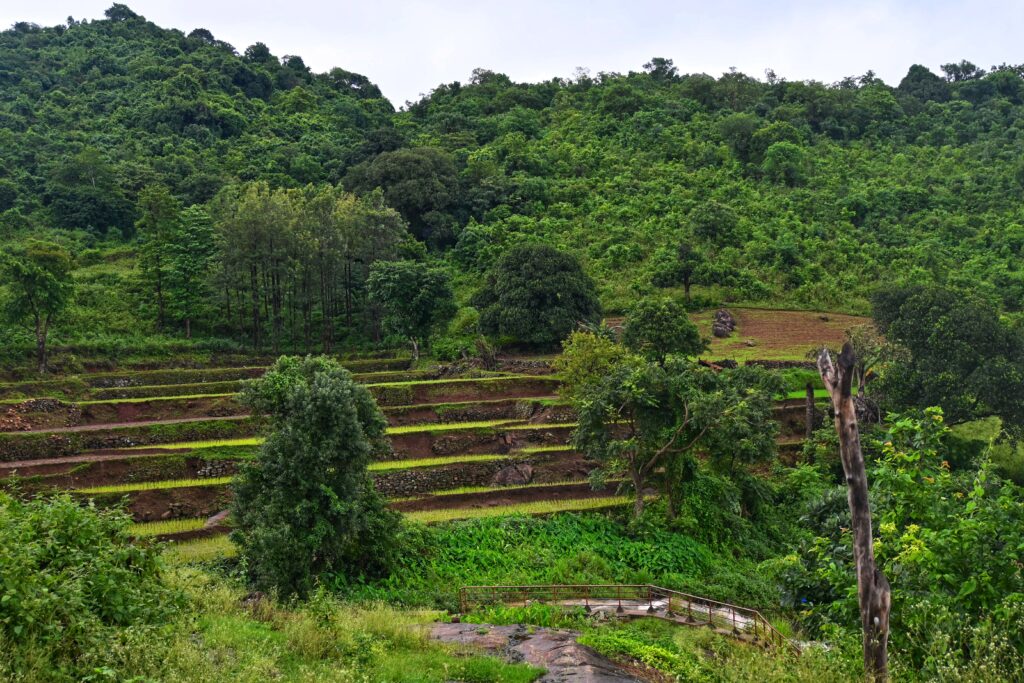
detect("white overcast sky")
[3,1,1022,107]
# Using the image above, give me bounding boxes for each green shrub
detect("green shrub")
[0,493,180,681]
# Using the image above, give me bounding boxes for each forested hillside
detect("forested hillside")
[1,5,1023,357]
[0,4,391,232]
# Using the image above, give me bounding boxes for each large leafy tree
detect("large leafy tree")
[47,149,134,237]
[1,241,74,373]
[231,356,401,598]
[344,147,460,247]
[367,260,456,359]
[872,285,1024,428]
[572,349,779,517]
[473,244,601,348]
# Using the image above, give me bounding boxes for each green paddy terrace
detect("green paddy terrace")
[0,314,839,552]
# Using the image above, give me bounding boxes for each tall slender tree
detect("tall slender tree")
[1,241,74,373]
[135,185,180,331]
[167,205,216,338]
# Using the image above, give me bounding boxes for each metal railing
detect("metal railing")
[458,584,797,653]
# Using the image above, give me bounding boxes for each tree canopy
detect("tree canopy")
[872,285,1024,428]
[473,244,601,347]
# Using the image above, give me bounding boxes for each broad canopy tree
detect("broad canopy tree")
[1,241,74,374]
[473,244,601,348]
[872,284,1024,428]
[567,337,779,518]
[367,260,456,359]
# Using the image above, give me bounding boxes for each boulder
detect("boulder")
[491,463,533,486]
[712,308,737,338]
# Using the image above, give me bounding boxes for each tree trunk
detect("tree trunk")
[410,338,419,361]
[35,315,48,375]
[250,264,261,351]
[629,460,645,517]
[818,343,891,682]
[155,259,164,332]
[683,279,692,303]
[805,382,816,441]
[184,318,191,339]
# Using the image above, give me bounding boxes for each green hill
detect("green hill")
[1,6,1023,354]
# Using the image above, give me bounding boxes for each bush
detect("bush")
[231,356,402,598]
[0,493,180,681]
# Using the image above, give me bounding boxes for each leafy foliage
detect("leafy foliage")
[571,345,780,517]
[622,296,708,364]
[1,240,75,372]
[231,356,401,598]
[472,244,600,347]
[0,493,180,681]
[784,409,1024,679]
[368,260,456,358]
[873,285,1024,427]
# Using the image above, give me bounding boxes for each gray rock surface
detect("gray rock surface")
[492,463,534,486]
[711,309,737,338]
[431,622,641,682]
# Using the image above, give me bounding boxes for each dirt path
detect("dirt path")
[431,623,645,682]
[9,414,251,435]
[0,449,191,470]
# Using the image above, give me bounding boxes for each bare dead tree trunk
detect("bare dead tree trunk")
[818,343,891,682]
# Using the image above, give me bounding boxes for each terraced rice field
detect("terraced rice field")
[0,331,826,560]
[130,518,207,537]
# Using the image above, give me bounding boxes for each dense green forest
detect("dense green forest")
[2,5,1024,359]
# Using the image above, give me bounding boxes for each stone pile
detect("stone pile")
[712,309,737,338]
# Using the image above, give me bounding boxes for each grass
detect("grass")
[78,392,237,405]
[506,422,577,431]
[387,418,523,434]
[164,535,238,564]
[123,419,573,452]
[366,374,556,388]
[76,476,233,494]
[115,567,546,682]
[161,498,643,561]
[408,478,607,498]
[384,395,562,411]
[516,444,574,454]
[369,454,509,472]
[783,388,832,400]
[404,495,636,523]
[125,438,261,451]
[130,518,206,536]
